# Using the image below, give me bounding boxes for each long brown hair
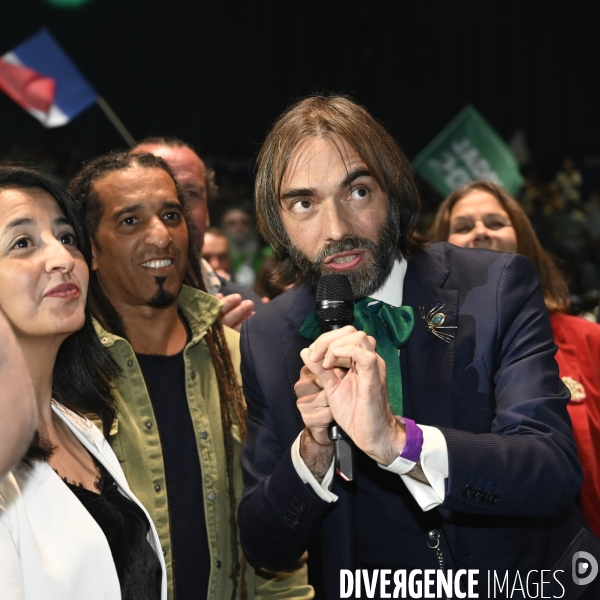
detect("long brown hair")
[69,153,247,599]
[430,180,570,313]
[255,94,426,286]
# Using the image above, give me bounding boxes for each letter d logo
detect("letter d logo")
[572,551,599,585]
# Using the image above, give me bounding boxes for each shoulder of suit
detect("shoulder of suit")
[252,284,308,317]
[424,241,515,268]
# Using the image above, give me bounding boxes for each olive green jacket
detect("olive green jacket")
[95,286,312,600]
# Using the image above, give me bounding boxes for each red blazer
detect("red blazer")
[551,312,600,536]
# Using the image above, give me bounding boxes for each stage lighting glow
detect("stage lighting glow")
[44,0,93,8]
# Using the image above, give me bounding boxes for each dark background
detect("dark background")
[1,0,599,177]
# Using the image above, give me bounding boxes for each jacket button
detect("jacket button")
[190,370,197,379]
[154,485,161,492]
[127,360,134,367]
[145,421,153,429]
[101,337,109,344]
[297,501,306,513]
[216,560,222,568]
[208,492,216,501]
[200,431,208,439]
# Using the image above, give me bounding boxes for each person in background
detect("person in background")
[252,255,293,301]
[69,152,311,600]
[0,309,37,480]
[202,227,233,280]
[132,137,262,331]
[555,158,583,210]
[430,178,600,537]
[221,207,270,288]
[0,166,166,600]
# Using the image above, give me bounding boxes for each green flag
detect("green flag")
[413,105,524,196]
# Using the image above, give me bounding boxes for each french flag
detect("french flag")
[0,28,97,127]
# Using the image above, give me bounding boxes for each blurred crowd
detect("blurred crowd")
[518,160,600,311]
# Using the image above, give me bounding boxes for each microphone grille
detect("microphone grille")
[316,274,353,302]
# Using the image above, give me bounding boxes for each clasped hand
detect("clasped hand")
[296,326,405,467]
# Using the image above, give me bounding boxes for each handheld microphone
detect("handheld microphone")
[315,274,355,482]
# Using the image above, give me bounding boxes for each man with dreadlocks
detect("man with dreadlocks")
[131,136,264,332]
[69,152,311,600]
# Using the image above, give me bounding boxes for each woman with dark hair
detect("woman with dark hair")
[0,166,166,599]
[430,179,600,536]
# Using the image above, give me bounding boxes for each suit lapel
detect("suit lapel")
[401,249,457,429]
[281,284,316,432]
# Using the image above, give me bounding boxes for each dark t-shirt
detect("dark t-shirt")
[137,331,210,600]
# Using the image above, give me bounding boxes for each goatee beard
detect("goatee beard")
[147,276,178,308]
[287,217,400,299]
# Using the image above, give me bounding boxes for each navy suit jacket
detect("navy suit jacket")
[239,243,599,599]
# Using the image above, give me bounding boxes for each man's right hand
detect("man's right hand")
[295,364,345,482]
[295,365,333,446]
[216,293,255,332]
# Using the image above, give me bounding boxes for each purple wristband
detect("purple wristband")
[396,416,423,463]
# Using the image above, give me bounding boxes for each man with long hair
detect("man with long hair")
[239,95,600,599]
[69,152,310,600]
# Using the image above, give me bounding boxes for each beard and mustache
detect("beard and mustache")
[287,212,401,299]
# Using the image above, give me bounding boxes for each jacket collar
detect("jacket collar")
[283,282,316,329]
[51,402,130,492]
[94,284,222,348]
[404,244,451,291]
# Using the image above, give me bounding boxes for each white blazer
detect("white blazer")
[0,403,167,600]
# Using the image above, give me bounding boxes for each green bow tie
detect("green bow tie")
[299,298,414,415]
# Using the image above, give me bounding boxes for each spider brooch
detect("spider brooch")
[419,304,457,343]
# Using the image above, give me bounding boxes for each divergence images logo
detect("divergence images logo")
[572,551,598,586]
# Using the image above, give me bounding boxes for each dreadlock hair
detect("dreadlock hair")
[69,152,247,599]
[0,166,119,464]
[132,135,219,204]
